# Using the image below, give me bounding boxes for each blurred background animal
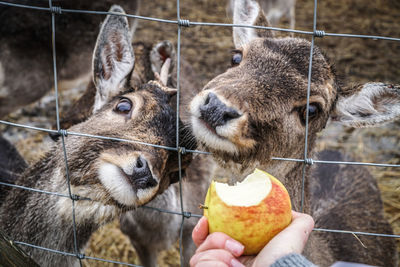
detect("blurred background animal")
[0,0,140,119]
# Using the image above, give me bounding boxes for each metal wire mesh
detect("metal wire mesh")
[0,0,399,266]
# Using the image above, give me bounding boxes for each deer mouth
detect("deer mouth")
[97,154,160,207]
[190,115,239,155]
[190,91,248,155]
[198,116,220,137]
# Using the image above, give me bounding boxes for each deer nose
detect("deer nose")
[199,92,241,129]
[130,156,157,189]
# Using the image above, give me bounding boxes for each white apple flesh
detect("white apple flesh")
[204,168,292,255]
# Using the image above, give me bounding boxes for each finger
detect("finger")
[193,261,228,267]
[196,232,245,257]
[190,249,245,267]
[192,216,209,247]
[265,211,314,253]
[289,211,315,247]
[252,212,315,266]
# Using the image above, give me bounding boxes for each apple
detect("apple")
[203,168,292,255]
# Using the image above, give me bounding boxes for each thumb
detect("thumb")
[192,216,209,247]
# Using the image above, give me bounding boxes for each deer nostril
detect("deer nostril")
[223,109,241,121]
[135,156,145,169]
[204,94,211,105]
[130,157,157,189]
[200,92,241,130]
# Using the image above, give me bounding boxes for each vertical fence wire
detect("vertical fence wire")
[0,0,400,266]
[176,0,186,266]
[48,0,82,265]
[300,0,318,213]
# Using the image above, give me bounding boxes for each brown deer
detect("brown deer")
[31,4,204,266]
[56,33,205,267]
[187,0,399,266]
[0,6,193,266]
[0,0,140,119]
[116,2,398,267]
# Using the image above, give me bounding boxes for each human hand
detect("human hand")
[190,210,314,267]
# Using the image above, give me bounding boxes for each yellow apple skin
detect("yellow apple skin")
[204,173,292,255]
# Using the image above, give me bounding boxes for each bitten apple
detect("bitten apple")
[204,168,292,255]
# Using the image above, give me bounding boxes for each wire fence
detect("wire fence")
[0,0,399,266]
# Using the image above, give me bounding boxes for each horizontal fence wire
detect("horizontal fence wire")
[0,0,399,266]
[13,241,140,267]
[1,1,400,41]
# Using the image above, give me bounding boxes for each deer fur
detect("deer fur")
[0,0,140,119]
[0,6,193,266]
[187,0,399,266]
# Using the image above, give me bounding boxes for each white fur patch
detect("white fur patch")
[191,116,239,154]
[98,162,138,206]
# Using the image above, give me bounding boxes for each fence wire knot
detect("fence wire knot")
[76,253,85,260]
[70,194,81,201]
[183,211,192,218]
[304,158,314,165]
[50,6,62,14]
[314,30,326,37]
[178,19,190,27]
[178,146,187,155]
[58,129,68,137]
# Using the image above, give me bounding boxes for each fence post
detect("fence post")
[0,230,40,267]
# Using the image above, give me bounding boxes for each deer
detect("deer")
[111,1,398,267]
[226,0,296,31]
[45,20,205,267]
[186,0,399,266]
[0,5,194,266]
[51,25,206,267]
[22,2,207,265]
[0,0,140,119]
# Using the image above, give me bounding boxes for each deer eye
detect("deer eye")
[115,98,132,114]
[300,104,320,123]
[231,51,242,66]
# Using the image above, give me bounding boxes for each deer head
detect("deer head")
[189,0,400,176]
[54,5,191,212]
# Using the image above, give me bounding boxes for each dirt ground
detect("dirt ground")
[1,0,400,266]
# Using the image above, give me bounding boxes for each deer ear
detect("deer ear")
[331,83,400,127]
[92,5,135,113]
[150,40,176,82]
[232,0,272,48]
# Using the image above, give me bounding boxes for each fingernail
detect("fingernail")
[230,258,245,267]
[225,239,244,256]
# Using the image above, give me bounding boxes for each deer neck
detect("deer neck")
[0,155,116,266]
